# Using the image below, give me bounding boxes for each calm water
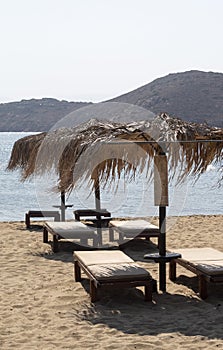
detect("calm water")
[0,132,222,221]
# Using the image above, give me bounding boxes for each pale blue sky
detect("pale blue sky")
[1,0,223,103]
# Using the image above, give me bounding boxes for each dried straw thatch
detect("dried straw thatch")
[7,113,223,193]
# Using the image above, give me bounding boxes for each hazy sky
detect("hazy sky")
[1,0,223,103]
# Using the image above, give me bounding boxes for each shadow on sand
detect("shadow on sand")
[74,287,223,340]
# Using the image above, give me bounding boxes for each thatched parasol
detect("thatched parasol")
[7,112,223,291]
[8,113,223,191]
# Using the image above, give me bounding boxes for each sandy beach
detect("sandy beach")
[0,215,223,349]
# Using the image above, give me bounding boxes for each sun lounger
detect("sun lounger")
[109,219,160,244]
[73,250,154,302]
[43,221,97,252]
[25,210,60,228]
[74,209,111,226]
[169,247,223,299]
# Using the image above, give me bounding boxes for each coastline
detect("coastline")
[0,215,223,349]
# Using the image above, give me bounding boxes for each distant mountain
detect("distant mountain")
[109,70,223,128]
[0,70,222,131]
[0,98,91,131]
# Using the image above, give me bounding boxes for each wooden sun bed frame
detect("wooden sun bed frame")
[169,248,223,299]
[108,219,160,244]
[73,250,154,302]
[74,209,111,227]
[74,208,111,220]
[43,221,98,252]
[25,210,60,229]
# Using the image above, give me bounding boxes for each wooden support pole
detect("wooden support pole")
[154,154,169,206]
[92,167,102,246]
[154,152,168,292]
[159,206,167,292]
[61,191,66,222]
[159,206,166,256]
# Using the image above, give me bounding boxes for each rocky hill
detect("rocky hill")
[109,70,223,128]
[0,98,91,131]
[0,70,223,131]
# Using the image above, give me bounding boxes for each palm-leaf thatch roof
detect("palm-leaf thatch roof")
[7,113,223,193]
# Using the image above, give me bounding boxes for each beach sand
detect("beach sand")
[0,215,223,349]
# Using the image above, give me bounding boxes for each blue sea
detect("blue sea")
[0,132,222,222]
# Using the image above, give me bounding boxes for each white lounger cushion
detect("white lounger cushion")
[74,250,133,266]
[45,221,96,239]
[110,220,159,234]
[74,250,151,281]
[176,248,223,276]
